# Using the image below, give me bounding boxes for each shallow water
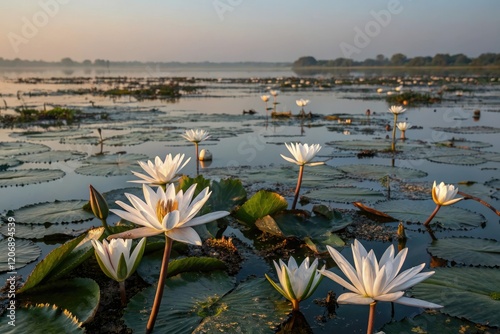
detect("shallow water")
[1,67,499,332]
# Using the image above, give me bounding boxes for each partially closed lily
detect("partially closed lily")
[265,256,324,311]
[424,181,463,227]
[182,129,210,173]
[388,105,406,151]
[130,153,190,188]
[281,142,323,209]
[320,240,441,334]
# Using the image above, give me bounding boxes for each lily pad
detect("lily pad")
[374,200,485,230]
[21,278,100,323]
[411,267,500,327]
[337,164,427,180]
[0,239,41,272]
[426,155,487,165]
[0,304,83,333]
[303,186,385,204]
[12,200,94,225]
[427,237,500,267]
[325,139,427,152]
[124,272,288,333]
[207,178,247,212]
[431,126,500,134]
[102,187,144,210]
[434,139,492,149]
[0,141,50,156]
[104,131,181,146]
[0,157,22,170]
[11,129,92,140]
[0,223,87,239]
[382,310,493,334]
[0,169,65,187]
[75,153,148,176]
[17,150,87,164]
[235,190,288,225]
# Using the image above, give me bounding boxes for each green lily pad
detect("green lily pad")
[11,129,92,140]
[486,179,500,190]
[102,187,144,210]
[13,200,94,225]
[0,157,22,170]
[0,223,86,239]
[374,200,485,230]
[21,278,100,323]
[325,139,427,152]
[0,169,65,187]
[427,237,500,267]
[303,186,385,203]
[0,304,83,333]
[431,126,500,134]
[17,150,87,163]
[434,139,492,149]
[18,233,87,293]
[0,239,41,272]
[124,272,288,333]
[382,310,493,334]
[411,267,500,327]
[482,152,500,163]
[104,131,181,146]
[337,164,427,180]
[0,141,50,156]
[75,153,148,176]
[136,252,227,284]
[426,155,487,165]
[207,178,247,212]
[235,190,288,225]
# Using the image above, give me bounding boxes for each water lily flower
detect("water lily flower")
[89,185,111,234]
[265,256,325,311]
[270,90,279,112]
[281,142,323,209]
[295,99,310,107]
[396,122,411,139]
[108,184,229,245]
[388,105,406,151]
[182,129,210,173]
[260,95,270,102]
[423,181,464,228]
[270,90,279,97]
[130,154,190,188]
[320,240,442,334]
[91,237,146,306]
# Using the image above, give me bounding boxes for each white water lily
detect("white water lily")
[281,142,323,167]
[320,240,442,308]
[260,95,270,102]
[182,129,210,144]
[91,237,146,282]
[389,105,406,115]
[295,99,310,107]
[396,122,411,131]
[432,181,463,206]
[270,90,279,97]
[130,154,190,186]
[265,256,325,311]
[108,184,229,245]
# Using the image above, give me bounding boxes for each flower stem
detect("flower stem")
[291,299,300,312]
[146,236,173,334]
[391,114,398,152]
[195,142,199,175]
[423,204,441,227]
[119,281,126,307]
[292,165,304,210]
[458,190,500,216]
[101,218,112,236]
[367,302,377,334]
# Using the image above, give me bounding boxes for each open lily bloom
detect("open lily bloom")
[108,184,229,245]
[91,238,146,282]
[320,240,442,308]
[130,154,190,186]
[261,95,270,102]
[266,256,324,310]
[389,105,406,115]
[281,142,323,166]
[270,90,279,97]
[396,122,411,131]
[296,99,310,107]
[432,181,463,206]
[182,129,210,144]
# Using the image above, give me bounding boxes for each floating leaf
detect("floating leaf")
[325,139,427,152]
[382,310,492,334]
[13,200,94,225]
[17,150,87,164]
[104,131,180,146]
[427,155,487,165]
[427,237,500,267]
[337,164,427,180]
[435,139,492,149]
[0,304,83,333]
[75,153,147,176]
[0,239,41,272]
[235,190,288,225]
[431,126,500,134]
[18,233,87,293]
[373,200,485,230]
[411,267,500,327]
[0,157,22,170]
[303,186,384,203]
[12,129,92,140]
[102,187,143,210]
[0,223,86,240]
[21,278,100,323]
[0,141,50,157]
[0,169,65,187]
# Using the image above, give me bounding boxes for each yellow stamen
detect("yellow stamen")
[156,199,179,222]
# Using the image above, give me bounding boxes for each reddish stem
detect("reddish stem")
[292,165,304,210]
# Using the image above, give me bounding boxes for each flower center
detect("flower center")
[156,199,178,222]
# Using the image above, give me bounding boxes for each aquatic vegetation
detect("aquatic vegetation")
[388,105,406,151]
[386,91,441,105]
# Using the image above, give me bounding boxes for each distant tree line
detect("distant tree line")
[293,53,500,68]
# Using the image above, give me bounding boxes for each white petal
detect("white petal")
[394,296,443,309]
[167,227,202,245]
[337,292,374,305]
[183,211,229,227]
[107,227,162,239]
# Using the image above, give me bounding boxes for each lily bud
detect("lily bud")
[397,222,407,240]
[89,185,109,220]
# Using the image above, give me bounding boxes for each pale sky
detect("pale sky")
[1,0,499,63]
